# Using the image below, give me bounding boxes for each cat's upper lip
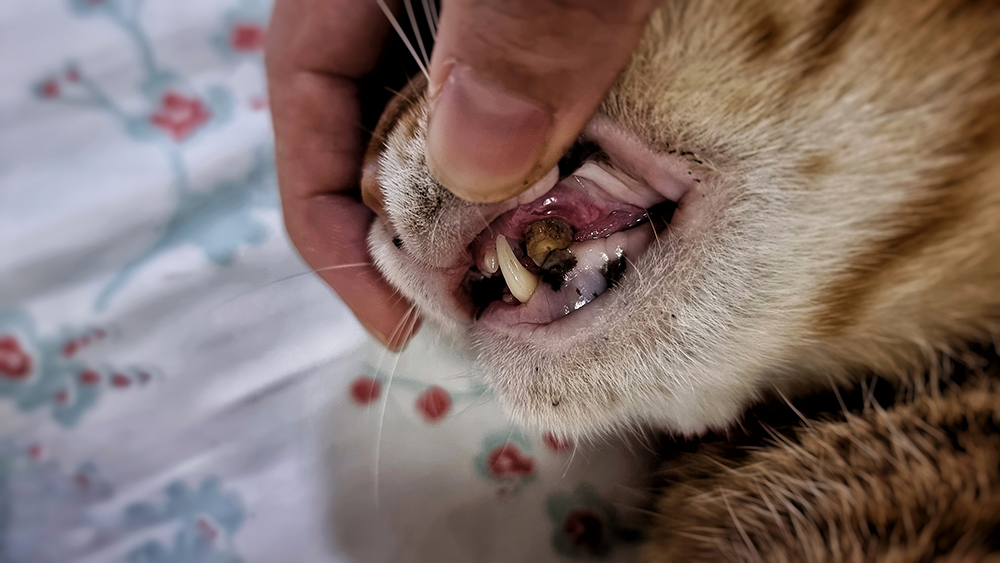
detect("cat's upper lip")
[467,178,650,270]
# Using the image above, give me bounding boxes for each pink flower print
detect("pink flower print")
[562,509,605,553]
[546,484,637,556]
[0,336,32,380]
[149,92,211,141]
[78,370,100,386]
[487,443,535,478]
[39,80,60,99]
[63,327,108,358]
[416,386,451,423]
[349,376,381,405]
[230,23,265,53]
[543,432,573,453]
[197,517,220,541]
[75,471,91,491]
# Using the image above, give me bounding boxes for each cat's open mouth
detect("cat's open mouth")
[462,177,676,326]
[458,118,700,329]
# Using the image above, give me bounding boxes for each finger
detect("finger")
[425,0,659,203]
[267,0,420,350]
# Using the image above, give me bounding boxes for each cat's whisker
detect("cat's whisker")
[616,424,642,459]
[497,420,518,473]
[432,321,444,351]
[402,0,431,69]
[374,0,429,79]
[630,421,658,456]
[473,207,495,238]
[373,303,419,507]
[623,255,647,286]
[774,388,812,429]
[428,0,440,34]
[420,0,438,40]
[211,262,372,311]
[314,263,375,274]
[386,290,411,310]
[560,440,579,478]
[383,85,420,105]
[644,208,662,246]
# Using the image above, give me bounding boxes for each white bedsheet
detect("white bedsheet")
[0,1,649,561]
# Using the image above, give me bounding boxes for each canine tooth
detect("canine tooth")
[524,219,573,266]
[482,246,499,274]
[496,235,538,303]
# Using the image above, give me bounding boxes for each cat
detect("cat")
[361,0,1000,559]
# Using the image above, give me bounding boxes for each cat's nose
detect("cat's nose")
[360,159,388,221]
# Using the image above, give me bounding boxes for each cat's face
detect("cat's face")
[363,0,1000,436]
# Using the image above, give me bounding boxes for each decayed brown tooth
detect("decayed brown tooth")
[524,219,573,266]
[496,235,539,303]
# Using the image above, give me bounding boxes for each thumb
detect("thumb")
[425,0,658,203]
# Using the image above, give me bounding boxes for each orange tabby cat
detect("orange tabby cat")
[362,0,1000,558]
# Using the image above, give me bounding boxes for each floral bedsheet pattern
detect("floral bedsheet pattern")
[0,1,648,561]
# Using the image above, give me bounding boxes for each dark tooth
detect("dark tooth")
[539,249,577,291]
[601,254,627,289]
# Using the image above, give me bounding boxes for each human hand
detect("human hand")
[267,0,419,350]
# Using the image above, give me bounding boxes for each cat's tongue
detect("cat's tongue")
[470,176,648,267]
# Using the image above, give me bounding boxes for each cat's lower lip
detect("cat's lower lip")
[474,221,658,327]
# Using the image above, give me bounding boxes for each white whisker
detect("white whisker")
[473,207,495,238]
[212,262,371,311]
[645,208,661,246]
[374,0,429,79]
[420,0,438,40]
[561,440,579,478]
[373,304,419,508]
[402,0,431,68]
[428,0,439,35]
